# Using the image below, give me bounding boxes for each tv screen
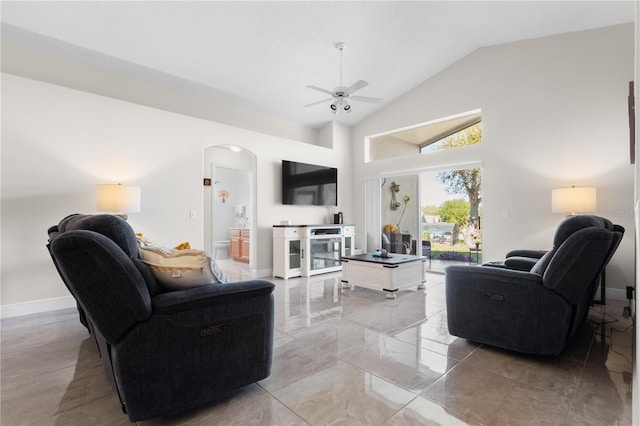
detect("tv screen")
[282,160,337,206]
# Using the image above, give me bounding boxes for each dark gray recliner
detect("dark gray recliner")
[445,215,622,356]
[47,214,274,421]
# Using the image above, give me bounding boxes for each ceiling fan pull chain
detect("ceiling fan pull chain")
[339,43,343,87]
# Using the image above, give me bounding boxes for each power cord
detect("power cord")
[587,304,634,366]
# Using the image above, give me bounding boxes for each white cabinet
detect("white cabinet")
[273,227,303,279]
[273,225,355,279]
[342,225,355,257]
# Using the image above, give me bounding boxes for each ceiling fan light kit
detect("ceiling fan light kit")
[305,42,383,114]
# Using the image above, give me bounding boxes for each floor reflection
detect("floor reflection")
[282,275,342,332]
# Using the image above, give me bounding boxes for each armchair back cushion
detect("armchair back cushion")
[542,227,613,302]
[52,229,153,343]
[57,214,163,296]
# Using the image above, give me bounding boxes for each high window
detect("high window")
[420,121,482,153]
[366,109,481,162]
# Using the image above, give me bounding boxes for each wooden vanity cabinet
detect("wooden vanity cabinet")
[230,228,250,263]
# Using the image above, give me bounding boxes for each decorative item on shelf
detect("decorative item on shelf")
[235,205,245,219]
[551,186,596,216]
[218,189,229,203]
[390,181,401,210]
[334,212,343,224]
[97,183,141,220]
[235,205,247,227]
[395,195,411,231]
[373,248,391,258]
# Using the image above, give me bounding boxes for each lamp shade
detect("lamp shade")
[551,186,596,215]
[97,184,141,214]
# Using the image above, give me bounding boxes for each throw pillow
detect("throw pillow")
[137,238,228,291]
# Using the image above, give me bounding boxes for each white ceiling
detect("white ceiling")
[1,1,635,129]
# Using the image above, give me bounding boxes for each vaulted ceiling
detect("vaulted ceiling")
[1,1,634,129]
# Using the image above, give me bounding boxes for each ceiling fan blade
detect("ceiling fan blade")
[306,85,335,96]
[351,95,384,104]
[345,80,369,94]
[303,98,333,107]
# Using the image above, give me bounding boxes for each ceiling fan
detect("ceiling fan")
[304,42,383,114]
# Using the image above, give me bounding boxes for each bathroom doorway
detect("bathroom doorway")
[203,145,256,275]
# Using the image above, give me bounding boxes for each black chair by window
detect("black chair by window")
[422,240,432,263]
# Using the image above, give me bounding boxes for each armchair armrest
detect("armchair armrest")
[445,264,543,286]
[151,279,274,314]
[503,256,538,271]
[505,249,548,259]
[500,249,549,272]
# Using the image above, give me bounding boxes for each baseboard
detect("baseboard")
[606,287,626,301]
[253,267,273,279]
[1,296,76,319]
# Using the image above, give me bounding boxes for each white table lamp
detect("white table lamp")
[97,184,141,220]
[551,186,596,216]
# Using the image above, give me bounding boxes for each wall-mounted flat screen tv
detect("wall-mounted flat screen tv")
[282,160,337,206]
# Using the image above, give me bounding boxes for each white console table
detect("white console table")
[273,224,355,279]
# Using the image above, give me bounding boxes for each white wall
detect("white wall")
[1,73,353,314]
[352,23,635,297]
[371,135,419,161]
[1,24,320,147]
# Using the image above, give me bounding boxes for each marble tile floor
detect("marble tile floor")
[1,268,633,425]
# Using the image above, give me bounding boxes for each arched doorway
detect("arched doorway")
[203,145,257,275]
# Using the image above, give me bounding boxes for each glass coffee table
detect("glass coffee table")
[341,253,427,298]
